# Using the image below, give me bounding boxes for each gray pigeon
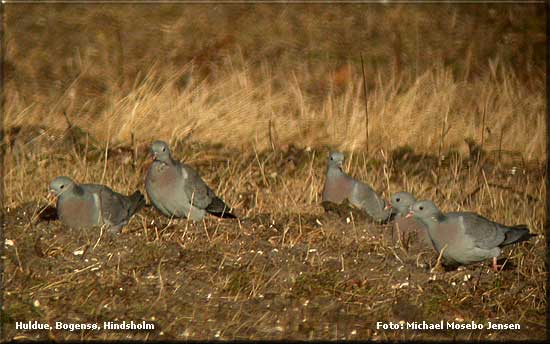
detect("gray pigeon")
[387,192,433,250]
[145,140,236,221]
[407,200,536,271]
[322,151,392,223]
[49,176,145,234]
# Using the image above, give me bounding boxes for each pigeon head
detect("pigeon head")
[49,176,76,197]
[407,200,441,221]
[150,140,172,163]
[328,151,344,168]
[390,192,417,215]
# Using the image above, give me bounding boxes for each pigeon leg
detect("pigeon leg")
[492,257,502,272]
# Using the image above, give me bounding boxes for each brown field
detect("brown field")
[1,3,546,341]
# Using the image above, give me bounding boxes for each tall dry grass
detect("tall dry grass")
[5,58,545,160]
[3,4,545,161]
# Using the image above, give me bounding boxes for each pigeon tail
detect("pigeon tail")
[129,191,146,215]
[206,196,237,219]
[500,225,536,247]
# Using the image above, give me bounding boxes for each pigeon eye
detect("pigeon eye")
[60,185,64,189]
[396,198,400,202]
[419,206,424,210]
[162,147,166,152]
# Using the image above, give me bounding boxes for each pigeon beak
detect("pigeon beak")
[384,204,392,210]
[405,211,414,218]
[150,152,156,161]
[47,190,57,203]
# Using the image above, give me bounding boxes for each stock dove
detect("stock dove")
[145,140,236,221]
[322,151,393,223]
[49,176,145,233]
[387,192,433,250]
[407,200,536,271]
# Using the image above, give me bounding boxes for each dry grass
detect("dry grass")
[2,141,545,340]
[3,4,545,160]
[1,3,546,341]
[6,60,545,160]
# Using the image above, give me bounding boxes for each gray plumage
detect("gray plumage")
[145,140,236,221]
[49,176,145,234]
[388,192,432,249]
[408,200,535,269]
[322,151,392,223]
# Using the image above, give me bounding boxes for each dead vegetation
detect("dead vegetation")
[2,139,545,340]
[3,4,545,160]
[1,3,546,341]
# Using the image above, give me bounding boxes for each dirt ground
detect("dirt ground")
[1,136,545,341]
